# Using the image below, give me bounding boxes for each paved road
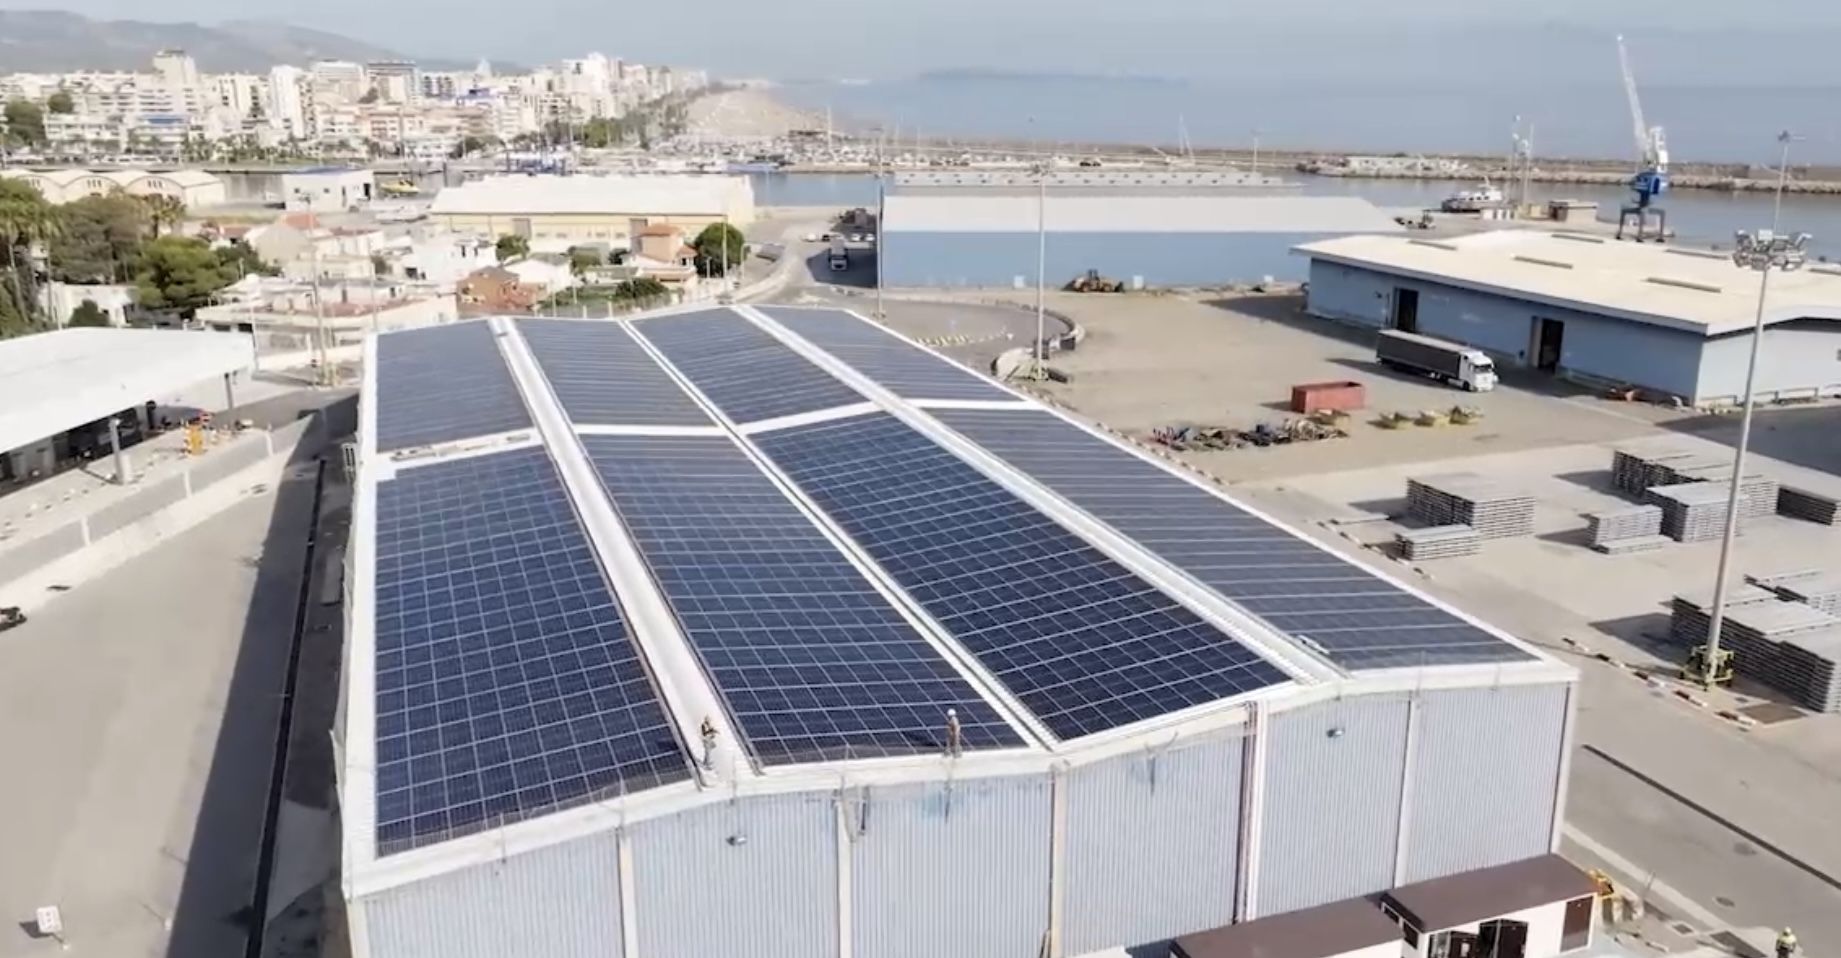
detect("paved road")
[0,464,316,958]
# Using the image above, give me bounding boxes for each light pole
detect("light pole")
[1698,134,1808,687]
[1035,158,1047,362]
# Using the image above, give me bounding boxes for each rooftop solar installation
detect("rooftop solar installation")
[758,306,1013,402]
[518,319,711,426]
[752,413,1289,740]
[932,408,1527,670]
[372,448,689,854]
[583,435,1024,764]
[632,308,865,423]
[374,322,531,452]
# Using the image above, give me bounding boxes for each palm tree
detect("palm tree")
[0,180,60,333]
[138,194,186,238]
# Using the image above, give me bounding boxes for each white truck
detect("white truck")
[828,234,849,271]
[1376,329,1497,392]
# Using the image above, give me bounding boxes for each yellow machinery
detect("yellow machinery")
[1681,644,1735,685]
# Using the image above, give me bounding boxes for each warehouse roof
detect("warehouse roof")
[891,169,1293,191]
[1298,230,1841,336]
[882,193,1400,234]
[343,306,1569,887]
[429,173,753,217]
[0,327,254,454]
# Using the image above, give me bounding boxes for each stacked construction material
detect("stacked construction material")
[1777,485,1841,526]
[1586,504,1664,552]
[1611,444,1700,495]
[1750,570,1841,616]
[1405,473,1536,539]
[1645,482,1748,542]
[1610,445,1778,520]
[1717,602,1841,713]
[1397,525,1482,561]
[1593,535,1671,556]
[1668,583,1781,646]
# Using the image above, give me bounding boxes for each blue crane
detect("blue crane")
[1617,35,1670,241]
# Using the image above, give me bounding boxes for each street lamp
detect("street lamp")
[1698,224,1811,686]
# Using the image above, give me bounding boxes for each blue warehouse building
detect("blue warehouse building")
[342,306,1577,958]
[1299,230,1841,407]
[877,171,1400,289]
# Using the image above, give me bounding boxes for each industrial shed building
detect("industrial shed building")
[878,187,1399,289]
[341,305,1578,958]
[428,174,756,250]
[1298,230,1841,407]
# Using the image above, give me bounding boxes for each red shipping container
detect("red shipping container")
[1290,380,1366,414]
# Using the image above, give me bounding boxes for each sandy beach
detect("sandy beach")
[684,87,827,140]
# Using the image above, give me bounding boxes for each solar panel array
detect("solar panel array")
[753,413,1289,740]
[519,319,711,426]
[372,448,689,854]
[583,435,1022,764]
[932,408,1526,670]
[759,306,1013,402]
[634,308,865,423]
[374,322,531,452]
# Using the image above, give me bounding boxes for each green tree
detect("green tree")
[137,194,186,238]
[567,246,601,279]
[47,194,148,283]
[495,233,530,262]
[67,299,109,327]
[46,90,75,115]
[691,222,745,277]
[217,239,279,278]
[3,98,46,148]
[134,236,236,317]
[359,87,381,105]
[451,134,498,158]
[0,179,57,333]
[614,276,668,302]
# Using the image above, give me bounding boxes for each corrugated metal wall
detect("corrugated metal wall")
[631,792,838,958]
[1063,733,1242,955]
[1697,319,1841,404]
[363,829,624,958]
[1257,694,1411,916]
[1401,683,1570,883]
[850,775,1052,958]
[881,232,1346,287]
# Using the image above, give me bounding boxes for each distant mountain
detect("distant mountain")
[916,68,1187,87]
[0,11,474,72]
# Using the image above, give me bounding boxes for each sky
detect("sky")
[5,0,1841,82]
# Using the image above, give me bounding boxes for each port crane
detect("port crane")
[1616,34,1670,242]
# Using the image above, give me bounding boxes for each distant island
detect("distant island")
[914,68,1187,86]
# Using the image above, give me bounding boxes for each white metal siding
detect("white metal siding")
[850,775,1052,958]
[1258,694,1411,916]
[631,792,838,958]
[1064,733,1243,954]
[1402,683,1570,883]
[363,829,623,958]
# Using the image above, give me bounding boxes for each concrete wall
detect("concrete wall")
[883,231,1352,288]
[1305,261,1710,399]
[1696,318,1841,404]
[1258,694,1411,916]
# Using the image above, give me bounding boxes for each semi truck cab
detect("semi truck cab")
[1376,329,1498,392]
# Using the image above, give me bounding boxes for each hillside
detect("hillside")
[0,11,466,72]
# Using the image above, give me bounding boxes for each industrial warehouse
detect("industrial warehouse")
[1298,229,1841,406]
[426,173,756,249]
[341,305,1577,958]
[877,170,1400,288]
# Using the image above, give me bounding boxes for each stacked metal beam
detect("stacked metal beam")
[1777,485,1841,525]
[1593,535,1671,555]
[1611,444,1701,495]
[1396,525,1482,561]
[1668,583,1781,646]
[1717,603,1841,713]
[1586,504,1663,550]
[1405,473,1535,540]
[1610,445,1777,520]
[1646,482,1749,542]
[1750,570,1841,616]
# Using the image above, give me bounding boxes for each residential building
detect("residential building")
[0,168,226,206]
[365,60,418,103]
[280,168,375,211]
[309,60,367,105]
[457,264,546,313]
[268,65,308,139]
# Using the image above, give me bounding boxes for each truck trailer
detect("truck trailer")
[1376,329,1497,392]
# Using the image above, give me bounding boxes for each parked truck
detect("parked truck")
[828,234,849,271]
[1375,329,1497,392]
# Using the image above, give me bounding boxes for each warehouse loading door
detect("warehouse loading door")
[1392,288,1420,332]
[1534,318,1565,371]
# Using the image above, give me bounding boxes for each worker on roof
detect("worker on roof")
[1776,928,1798,958]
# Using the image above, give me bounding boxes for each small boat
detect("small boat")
[378,178,421,197]
[1441,180,1504,213]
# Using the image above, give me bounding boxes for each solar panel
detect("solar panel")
[372,447,689,855]
[519,319,711,426]
[759,306,1012,401]
[374,322,531,452]
[931,408,1527,670]
[752,413,1288,740]
[583,434,1022,764]
[633,308,864,423]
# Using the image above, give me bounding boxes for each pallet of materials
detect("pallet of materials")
[1717,603,1841,713]
[1645,482,1749,542]
[1585,504,1663,547]
[1593,534,1670,555]
[1611,445,1700,495]
[1667,583,1781,646]
[1609,446,1777,519]
[1777,485,1841,525]
[1396,525,1482,560]
[1748,569,1841,616]
[1405,473,1536,539]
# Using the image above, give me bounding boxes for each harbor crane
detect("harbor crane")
[1616,34,1670,242]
